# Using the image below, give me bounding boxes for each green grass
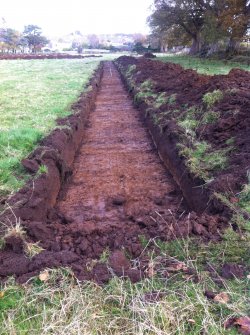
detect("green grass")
[203,90,224,109]
[134,79,158,104]
[157,55,250,75]
[178,141,230,181]
[239,186,250,213]
[0,224,249,334]
[0,59,99,199]
[238,171,250,213]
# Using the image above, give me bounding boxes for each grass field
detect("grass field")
[0,59,99,199]
[0,226,249,334]
[157,55,250,75]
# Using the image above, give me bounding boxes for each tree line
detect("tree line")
[148,0,250,55]
[0,25,49,53]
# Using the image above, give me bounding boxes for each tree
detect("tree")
[87,34,100,48]
[201,0,250,53]
[77,45,83,54]
[23,25,49,53]
[148,0,250,55]
[132,33,147,44]
[0,28,21,53]
[4,28,21,52]
[219,0,250,53]
[18,36,28,53]
[149,0,207,54]
[133,42,148,53]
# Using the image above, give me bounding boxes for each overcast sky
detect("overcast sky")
[1,0,153,36]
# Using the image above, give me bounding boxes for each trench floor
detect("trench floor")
[56,62,183,227]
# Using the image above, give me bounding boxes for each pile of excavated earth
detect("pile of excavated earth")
[116,56,250,207]
[0,57,249,283]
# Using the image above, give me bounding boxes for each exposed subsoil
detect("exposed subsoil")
[0,53,102,60]
[0,62,226,284]
[116,56,250,212]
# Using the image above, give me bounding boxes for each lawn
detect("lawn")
[0,59,100,199]
[157,54,250,75]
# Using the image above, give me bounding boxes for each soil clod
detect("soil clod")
[221,263,246,279]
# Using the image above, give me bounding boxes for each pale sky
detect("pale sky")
[1,0,153,36]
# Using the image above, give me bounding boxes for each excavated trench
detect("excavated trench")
[56,62,183,227]
[0,62,224,283]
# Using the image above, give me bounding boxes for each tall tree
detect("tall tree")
[0,28,21,53]
[149,0,207,54]
[220,0,250,53]
[4,28,20,52]
[202,0,250,53]
[18,36,28,53]
[148,0,250,55]
[23,25,49,53]
[87,34,100,48]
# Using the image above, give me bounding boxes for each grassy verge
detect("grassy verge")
[0,59,100,199]
[0,223,249,334]
[157,55,250,75]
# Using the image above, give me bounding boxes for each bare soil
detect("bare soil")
[0,62,225,283]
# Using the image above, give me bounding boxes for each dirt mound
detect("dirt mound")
[0,53,102,60]
[143,52,156,59]
[0,211,225,283]
[115,56,250,214]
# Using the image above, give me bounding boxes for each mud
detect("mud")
[0,53,102,60]
[0,61,226,283]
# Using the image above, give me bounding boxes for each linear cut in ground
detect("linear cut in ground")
[0,61,226,283]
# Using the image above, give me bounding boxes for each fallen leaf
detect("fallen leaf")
[166,262,188,272]
[183,274,194,281]
[235,317,250,335]
[0,291,4,298]
[188,319,196,324]
[230,197,239,203]
[143,291,166,302]
[146,262,155,278]
[39,270,49,282]
[213,292,230,304]
[86,259,98,272]
[225,316,250,335]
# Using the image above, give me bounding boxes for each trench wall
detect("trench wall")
[115,61,215,214]
[0,62,104,231]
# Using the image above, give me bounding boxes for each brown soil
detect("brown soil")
[0,62,225,284]
[115,56,250,214]
[0,53,101,60]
